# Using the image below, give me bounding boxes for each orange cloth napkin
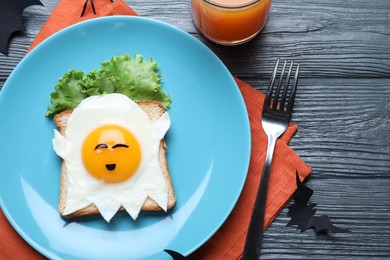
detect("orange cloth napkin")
[0,0,312,259]
[28,0,137,52]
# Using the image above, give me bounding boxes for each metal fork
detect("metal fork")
[242,59,300,260]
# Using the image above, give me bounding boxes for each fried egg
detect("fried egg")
[52,93,171,222]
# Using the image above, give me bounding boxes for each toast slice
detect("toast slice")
[53,100,176,218]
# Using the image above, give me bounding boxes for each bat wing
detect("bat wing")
[164,249,186,260]
[0,0,43,55]
[311,215,351,234]
[293,171,313,206]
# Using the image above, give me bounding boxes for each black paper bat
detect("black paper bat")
[287,172,350,234]
[0,0,43,55]
[80,0,113,17]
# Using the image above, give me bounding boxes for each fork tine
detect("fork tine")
[272,60,287,109]
[264,59,280,108]
[279,61,294,111]
[286,63,300,113]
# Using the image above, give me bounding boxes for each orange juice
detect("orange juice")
[191,0,272,45]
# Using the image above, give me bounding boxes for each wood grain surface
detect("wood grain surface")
[1,0,389,259]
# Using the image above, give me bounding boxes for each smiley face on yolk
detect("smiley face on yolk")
[82,125,141,183]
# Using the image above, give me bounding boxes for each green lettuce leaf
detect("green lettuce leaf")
[45,54,171,116]
[45,69,87,116]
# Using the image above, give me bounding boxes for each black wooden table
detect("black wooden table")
[1,0,390,258]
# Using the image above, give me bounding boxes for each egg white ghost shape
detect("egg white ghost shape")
[52,94,171,222]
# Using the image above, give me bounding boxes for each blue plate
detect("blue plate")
[0,16,250,259]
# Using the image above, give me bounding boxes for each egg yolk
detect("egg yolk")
[82,125,141,183]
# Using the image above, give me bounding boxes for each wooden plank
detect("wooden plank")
[262,178,390,259]
[2,0,390,86]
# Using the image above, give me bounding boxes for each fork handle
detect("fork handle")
[242,133,278,260]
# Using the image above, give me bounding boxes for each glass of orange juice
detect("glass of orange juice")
[191,0,272,45]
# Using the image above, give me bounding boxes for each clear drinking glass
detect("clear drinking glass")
[191,0,272,45]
